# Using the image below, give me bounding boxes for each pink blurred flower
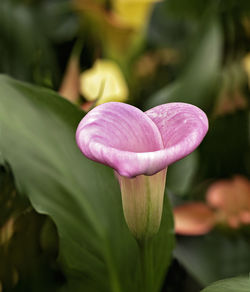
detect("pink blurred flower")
[174,176,250,235]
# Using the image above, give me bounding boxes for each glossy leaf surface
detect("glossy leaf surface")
[175,233,250,286]
[201,276,250,292]
[0,75,174,292]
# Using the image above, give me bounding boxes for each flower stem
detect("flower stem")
[137,238,153,292]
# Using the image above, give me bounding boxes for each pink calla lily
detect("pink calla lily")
[76,102,208,239]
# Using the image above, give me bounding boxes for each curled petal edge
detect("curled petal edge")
[76,102,209,178]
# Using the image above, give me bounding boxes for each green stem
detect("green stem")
[71,38,84,58]
[103,240,122,292]
[137,238,153,292]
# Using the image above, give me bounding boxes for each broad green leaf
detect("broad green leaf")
[0,75,174,292]
[174,232,250,286]
[145,17,222,110]
[201,276,250,292]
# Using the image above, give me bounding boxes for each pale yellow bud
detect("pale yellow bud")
[80,59,129,105]
[113,0,161,30]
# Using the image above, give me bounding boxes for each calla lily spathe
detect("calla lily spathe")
[80,59,129,105]
[113,0,162,30]
[76,102,208,239]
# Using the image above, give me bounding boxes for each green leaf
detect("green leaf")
[201,276,250,292]
[174,233,250,286]
[0,75,174,292]
[145,17,223,111]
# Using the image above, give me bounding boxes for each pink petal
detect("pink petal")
[174,203,215,235]
[76,102,164,177]
[76,102,208,177]
[206,181,230,209]
[206,176,250,211]
[227,216,241,229]
[240,211,250,224]
[146,103,209,166]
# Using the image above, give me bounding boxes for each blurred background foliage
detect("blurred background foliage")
[0,0,250,291]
